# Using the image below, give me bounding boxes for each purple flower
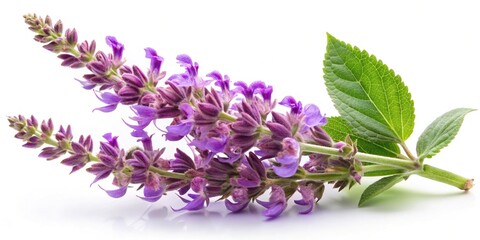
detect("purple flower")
[173,177,209,211]
[168,54,212,88]
[234,81,266,100]
[145,47,163,75]
[225,187,249,212]
[294,185,315,214]
[279,96,302,114]
[125,105,158,131]
[102,133,119,149]
[279,96,327,130]
[165,103,194,141]
[93,91,121,112]
[209,71,230,93]
[173,193,209,211]
[257,185,287,218]
[272,137,300,178]
[303,104,327,128]
[132,130,154,151]
[140,172,164,202]
[106,36,124,61]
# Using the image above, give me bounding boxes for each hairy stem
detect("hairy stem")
[400,141,417,160]
[418,164,473,190]
[300,143,418,170]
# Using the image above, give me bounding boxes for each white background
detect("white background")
[1,0,479,239]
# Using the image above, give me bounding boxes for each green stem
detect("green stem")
[363,164,405,177]
[363,164,400,173]
[148,166,189,180]
[219,111,237,122]
[300,143,418,170]
[304,172,349,181]
[418,164,473,190]
[400,141,417,160]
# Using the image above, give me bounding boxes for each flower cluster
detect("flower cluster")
[11,14,372,219]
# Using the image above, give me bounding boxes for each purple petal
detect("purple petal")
[261,86,273,102]
[179,103,194,118]
[272,163,298,177]
[122,119,149,131]
[105,36,124,60]
[207,71,222,82]
[304,104,326,127]
[263,203,286,218]
[276,154,298,165]
[176,54,192,66]
[279,96,297,108]
[100,186,127,198]
[165,122,193,141]
[89,169,112,186]
[294,199,308,206]
[145,48,163,74]
[225,200,249,213]
[138,185,163,202]
[93,104,118,113]
[250,81,266,93]
[172,194,207,211]
[75,78,96,90]
[294,200,314,214]
[102,133,118,147]
[131,105,157,118]
[256,199,273,209]
[95,91,121,104]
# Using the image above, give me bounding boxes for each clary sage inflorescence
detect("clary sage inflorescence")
[9,14,474,219]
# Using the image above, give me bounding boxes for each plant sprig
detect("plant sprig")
[8,14,474,218]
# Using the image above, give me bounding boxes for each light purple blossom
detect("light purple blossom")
[272,137,300,177]
[145,47,163,75]
[303,104,327,128]
[234,81,266,100]
[257,185,287,218]
[294,185,315,214]
[279,96,302,114]
[168,54,212,88]
[106,36,124,61]
[225,187,249,212]
[93,91,121,112]
[173,177,209,211]
[279,96,327,131]
[165,103,194,141]
[126,105,158,131]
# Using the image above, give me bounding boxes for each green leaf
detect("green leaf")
[323,34,415,143]
[323,116,400,157]
[416,108,475,161]
[358,175,404,207]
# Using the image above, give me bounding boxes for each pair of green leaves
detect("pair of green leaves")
[322,34,474,206]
